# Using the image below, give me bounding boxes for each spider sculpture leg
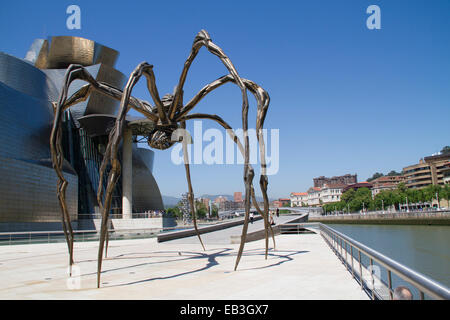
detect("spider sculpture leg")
[180,121,205,250]
[177,73,273,265]
[95,62,188,287]
[180,112,275,262]
[168,31,254,271]
[51,64,101,274]
[51,64,160,276]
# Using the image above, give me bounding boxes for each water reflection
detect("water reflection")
[328,224,450,287]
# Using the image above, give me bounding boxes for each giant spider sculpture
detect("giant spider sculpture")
[50,30,275,288]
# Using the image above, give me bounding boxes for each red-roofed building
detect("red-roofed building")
[342,182,373,193]
[371,175,406,196]
[290,192,308,207]
[272,198,291,208]
[307,187,322,206]
[320,183,346,204]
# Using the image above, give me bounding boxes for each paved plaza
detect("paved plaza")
[0,221,368,299]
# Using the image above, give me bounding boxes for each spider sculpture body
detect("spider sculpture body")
[50,30,274,288]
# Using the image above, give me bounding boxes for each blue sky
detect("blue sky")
[1,0,449,199]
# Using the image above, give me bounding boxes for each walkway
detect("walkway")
[0,228,369,299]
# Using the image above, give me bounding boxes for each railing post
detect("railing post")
[351,245,354,278]
[345,241,348,268]
[358,250,363,290]
[370,258,375,300]
[387,270,393,300]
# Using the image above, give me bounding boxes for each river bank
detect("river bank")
[309,211,450,225]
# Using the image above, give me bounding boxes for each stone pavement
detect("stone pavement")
[0,229,369,299]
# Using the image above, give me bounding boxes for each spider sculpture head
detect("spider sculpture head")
[147,124,179,150]
[146,93,182,150]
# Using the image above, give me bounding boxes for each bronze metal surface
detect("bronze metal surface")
[50,30,271,287]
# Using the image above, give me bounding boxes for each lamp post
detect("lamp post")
[382,199,384,213]
[436,192,440,210]
[406,196,409,213]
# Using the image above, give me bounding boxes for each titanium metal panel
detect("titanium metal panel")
[45,36,119,69]
[0,52,50,100]
[0,85,78,222]
[43,64,125,127]
[132,146,163,211]
[0,52,78,222]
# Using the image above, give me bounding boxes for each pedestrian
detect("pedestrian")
[393,286,413,300]
[276,208,279,218]
[250,212,254,224]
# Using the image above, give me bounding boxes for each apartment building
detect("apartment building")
[403,154,450,188]
[371,175,406,196]
[313,174,357,188]
[320,184,346,204]
[290,192,308,207]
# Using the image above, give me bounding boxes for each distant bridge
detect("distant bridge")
[218,206,322,219]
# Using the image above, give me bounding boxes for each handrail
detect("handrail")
[319,223,450,300]
[0,226,179,236]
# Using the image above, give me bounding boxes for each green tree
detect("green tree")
[195,200,208,219]
[341,188,355,203]
[440,146,450,155]
[166,206,182,220]
[441,184,450,207]
[367,172,384,182]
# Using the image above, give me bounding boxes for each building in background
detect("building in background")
[443,162,450,185]
[342,182,373,193]
[272,198,290,208]
[0,36,164,231]
[403,154,450,189]
[307,187,322,206]
[313,174,357,188]
[320,184,346,204]
[371,175,406,197]
[290,192,308,207]
[234,192,243,203]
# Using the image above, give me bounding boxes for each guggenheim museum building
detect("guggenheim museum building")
[0,36,164,231]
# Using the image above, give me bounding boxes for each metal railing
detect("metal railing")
[78,213,168,219]
[321,208,450,217]
[0,226,188,246]
[319,223,450,300]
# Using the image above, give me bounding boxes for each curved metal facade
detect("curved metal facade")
[30,36,119,69]
[0,53,78,223]
[0,36,164,227]
[132,146,164,211]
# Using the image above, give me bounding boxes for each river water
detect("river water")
[327,224,450,288]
